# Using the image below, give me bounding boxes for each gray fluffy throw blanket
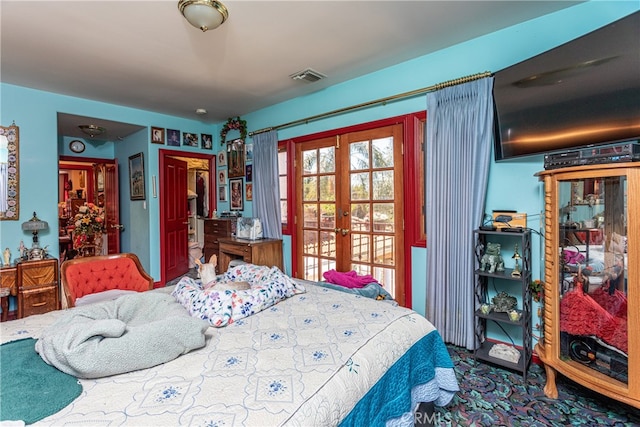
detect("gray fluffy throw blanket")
[35,292,209,379]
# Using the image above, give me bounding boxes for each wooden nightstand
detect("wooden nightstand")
[17,258,59,318]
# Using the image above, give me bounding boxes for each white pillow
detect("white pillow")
[75,289,138,307]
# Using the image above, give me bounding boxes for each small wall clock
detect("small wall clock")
[69,139,85,153]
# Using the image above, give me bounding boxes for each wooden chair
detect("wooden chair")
[61,253,154,308]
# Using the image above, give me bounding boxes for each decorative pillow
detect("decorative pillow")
[172,264,306,327]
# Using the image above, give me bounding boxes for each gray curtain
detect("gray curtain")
[251,130,282,239]
[425,77,494,350]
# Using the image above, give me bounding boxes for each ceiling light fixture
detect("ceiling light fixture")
[78,124,106,137]
[195,108,208,115]
[178,0,229,32]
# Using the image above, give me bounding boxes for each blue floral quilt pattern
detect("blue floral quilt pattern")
[1,279,458,426]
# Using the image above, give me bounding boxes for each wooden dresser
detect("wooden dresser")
[218,237,283,273]
[203,218,235,267]
[17,258,59,318]
[0,265,17,321]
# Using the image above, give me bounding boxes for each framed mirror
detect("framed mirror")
[0,123,19,220]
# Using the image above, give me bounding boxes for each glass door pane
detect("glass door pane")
[299,143,337,282]
[343,127,403,300]
[558,175,628,384]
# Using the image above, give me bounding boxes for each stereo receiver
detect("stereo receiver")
[544,142,639,170]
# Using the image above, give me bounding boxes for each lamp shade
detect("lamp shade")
[22,212,48,231]
[178,0,228,32]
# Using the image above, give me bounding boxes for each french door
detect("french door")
[295,124,405,304]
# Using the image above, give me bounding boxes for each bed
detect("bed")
[1,275,458,426]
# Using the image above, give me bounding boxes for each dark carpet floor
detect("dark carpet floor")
[433,345,640,426]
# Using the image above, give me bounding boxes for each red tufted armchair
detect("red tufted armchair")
[61,253,154,308]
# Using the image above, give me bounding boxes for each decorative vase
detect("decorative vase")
[75,232,103,257]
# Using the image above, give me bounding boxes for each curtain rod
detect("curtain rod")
[249,71,492,136]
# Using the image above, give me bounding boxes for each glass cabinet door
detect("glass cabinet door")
[557,175,628,384]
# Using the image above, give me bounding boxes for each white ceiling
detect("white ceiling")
[1,1,580,139]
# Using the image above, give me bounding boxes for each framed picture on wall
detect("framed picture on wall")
[229,178,243,211]
[245,164,252,182]
[245,183,253,201]
[245,143,253,163]
[167,129,180,146]
[217,150,227,167]
[218,185,227,202]
[218,169,227,185]
[128,153,145,201]
[183,132,198,147]
[228,139,245,178]
[151,127,164,144]
[201,134,213,150]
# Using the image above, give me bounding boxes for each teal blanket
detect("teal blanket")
[340,331,459,426]
[1,338,82,424]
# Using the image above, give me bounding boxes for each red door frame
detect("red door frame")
[281,111,425,309]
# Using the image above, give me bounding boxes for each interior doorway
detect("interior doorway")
[58,156,120,260]
[159,150,215,284]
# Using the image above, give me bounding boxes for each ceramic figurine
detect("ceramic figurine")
[480,242,505,273]
[3,248,10,266]
[19,240,26,259]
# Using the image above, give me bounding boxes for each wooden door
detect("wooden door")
[163,156,189,281]
[295,124,405,304]
[100,162,121,253]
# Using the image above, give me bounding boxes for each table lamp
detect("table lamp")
[21,211,49,260]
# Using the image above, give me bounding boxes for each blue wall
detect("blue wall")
[1,1,637,338]
[0,85,218,277]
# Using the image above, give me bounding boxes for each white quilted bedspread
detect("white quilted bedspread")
[1,282,441,426]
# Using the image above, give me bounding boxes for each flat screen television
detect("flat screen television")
[493,11,640,161]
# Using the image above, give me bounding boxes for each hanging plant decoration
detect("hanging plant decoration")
[220,116,247,145]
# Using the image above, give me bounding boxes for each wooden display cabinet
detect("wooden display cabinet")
[535,163,638,409]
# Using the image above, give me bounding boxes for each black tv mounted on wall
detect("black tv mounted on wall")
[493,11,640,161]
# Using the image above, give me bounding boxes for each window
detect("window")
[278,143,290,233]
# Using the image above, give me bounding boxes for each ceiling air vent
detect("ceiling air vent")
[290,68,327,83]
